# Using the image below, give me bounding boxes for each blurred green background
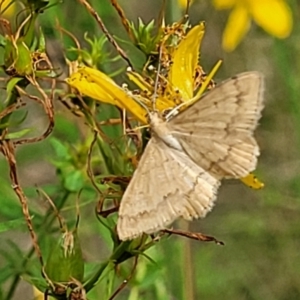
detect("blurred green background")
[0,0,299,299]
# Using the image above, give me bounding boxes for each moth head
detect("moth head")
[147,110,165,126]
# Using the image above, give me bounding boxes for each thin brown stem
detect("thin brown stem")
[108,256,139,300]
[14,76,54,145]
[161,228,224,245]
[77,0,133,69]
[0,140,44,267]
[37,189,66,230]
[0,100,26,119]
[109,0,134,41]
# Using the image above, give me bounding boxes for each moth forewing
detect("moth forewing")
[168,72,264,179]
[117,135,220,241]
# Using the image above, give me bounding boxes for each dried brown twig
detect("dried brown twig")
[109,0,134,41]
[161,228,224,245]
[77,0,133,69]
[108,256,139,300]
[0,140,44,266]
[0,101,26,119]
[13,76,55,145]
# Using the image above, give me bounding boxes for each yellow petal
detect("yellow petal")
[213,0,236,9]
[1,0,15,17]
[127,70,153,93]
[33,286,44,300]
[66,70,116,106]
[222,5,250,52]
[169,22,205,101]
[240,173,265,189]
[178,0,193,8]
[155,94,181,111]
[127,70,176,111]
[250,0,292,38]
[192,60,222,103]
[66,67,148,124]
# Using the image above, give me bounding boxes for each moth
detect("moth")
[117,72,264,240]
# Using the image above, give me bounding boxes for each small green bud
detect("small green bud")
[14,39,33,76]
[45,230,84,284]
[4,37,33,76]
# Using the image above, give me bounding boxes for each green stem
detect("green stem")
[84,261,113,292]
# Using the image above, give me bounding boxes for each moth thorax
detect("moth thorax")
[150,112,183,151]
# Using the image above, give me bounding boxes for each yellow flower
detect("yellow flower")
[213,0,293,51]
[66,66,148,124]
[66,23,213,124]
[127,22,215,109]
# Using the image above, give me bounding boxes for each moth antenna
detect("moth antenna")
[152,45,163,111]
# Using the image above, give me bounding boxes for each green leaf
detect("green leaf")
[0,263,14,284]
[3,37,15,68]
[22,274,49,293]
[84,261,113,293]
[37,26,46,52]
[0,218,25,232]
[5,128,32,139]
[5,77,24,103]
[0,111,29,130]
[64,169,85,192]
[50,138,72,160]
